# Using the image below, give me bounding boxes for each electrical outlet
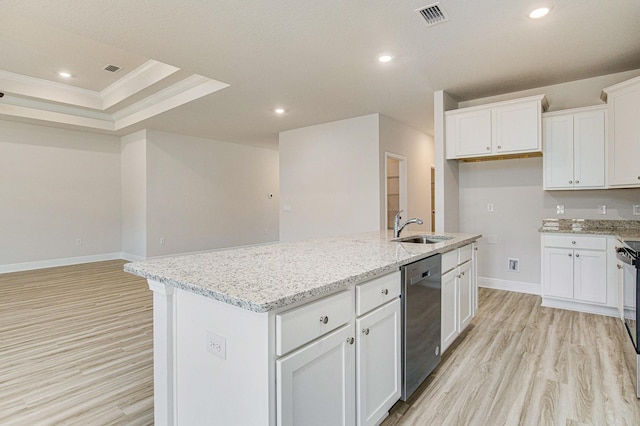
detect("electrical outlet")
[556,205,565,215]
[508,258,520,272]
[633,204,640,216]
[159,237,166,245]
[206,331,226,360]
[75,238,82,246]
[597,205,607,215]
[487,203,494,212]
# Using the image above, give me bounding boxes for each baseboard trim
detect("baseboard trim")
[541,297,619,317]
[478,277,541,295]
[121,253,147,262]
[0,253,124,274]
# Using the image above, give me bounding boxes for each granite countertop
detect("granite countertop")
[124,230,481,313]
[538,219,640,241]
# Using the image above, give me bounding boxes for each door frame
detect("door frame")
[384,153,407,231]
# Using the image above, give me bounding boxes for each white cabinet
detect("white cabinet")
[446,95,547,160]
[602,76,640,187]
[277,324,355,426]
[277,270,401,426]
[543,106,606,190]
[354,273,401,426]
[441,244,476,353]
[541,234,617,315]
[355,299,401,426]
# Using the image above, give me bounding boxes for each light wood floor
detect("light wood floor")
[383,288,640,426]
[2,262,640,425]
[0,260,153,425]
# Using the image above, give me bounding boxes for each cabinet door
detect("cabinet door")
[356,299,401,426]
[493,100,540,154]
[573,249,607,304]
[609,85,640,186]
[446,108,492,158]
[543,114,574,189]
[277,324,355,426]
[457,261,473,332]
[441,269,458,353]
[574,109,606,188]
[542,247,574,299]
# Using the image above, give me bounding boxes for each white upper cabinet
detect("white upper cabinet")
[602,76,640,187]
[445,95,548,160]
[543,106,606,190]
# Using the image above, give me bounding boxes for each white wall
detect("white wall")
[146,130,279,257]
[0,120,121,271]
[121,130,147,260]
[434,90,460,233]
[456,69,640,294]
[279,114,380,242]
[379,115,433,232]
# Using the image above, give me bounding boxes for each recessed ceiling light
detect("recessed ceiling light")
[58,71,72,78]
[529,7,550,19]
[378,55,394,63]
[274,108,285,114]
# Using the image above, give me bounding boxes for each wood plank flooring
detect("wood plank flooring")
[383,288,640,426]
[2,262,639,425]
[0,260,153,425]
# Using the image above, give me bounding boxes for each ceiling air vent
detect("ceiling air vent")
[417,2,450,26]
[103,64,121,73]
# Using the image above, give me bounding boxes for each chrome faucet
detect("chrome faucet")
[393,210,423,238]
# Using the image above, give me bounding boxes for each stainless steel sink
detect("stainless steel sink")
[393,235,453,244]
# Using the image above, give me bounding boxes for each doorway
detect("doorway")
[385,153,407,230]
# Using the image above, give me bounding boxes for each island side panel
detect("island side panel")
[174,288,273,425]
[148,280,175,426]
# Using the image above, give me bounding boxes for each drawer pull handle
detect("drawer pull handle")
[319,316,329,324]
[381,289,389,295]
[571,241,576,245]
[362,328,370,335]
[347,337,354,345]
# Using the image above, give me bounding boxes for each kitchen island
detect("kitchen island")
[125,230,481,426]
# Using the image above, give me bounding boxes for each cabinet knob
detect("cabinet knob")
[461,271,465,276]
[568,253,572,257]
[497,145,502,149]
[575,180,580,184]
[457,274,462,278]
[569,180,573,184]
[381,288,389,295]
[571,241,576,245]
[617,264,623,269]
[347,337,354,345]
[575,253,580,258]
[319,316,329,324]
[362,328,370,335]
[486,147,490,151]
[637,176,640,180]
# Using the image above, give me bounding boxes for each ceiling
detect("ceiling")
[1,0,639,149]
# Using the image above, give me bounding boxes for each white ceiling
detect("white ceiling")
[1,0,640,149]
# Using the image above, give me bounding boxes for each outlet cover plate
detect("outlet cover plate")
[598,205,607,215]
[634,205,640,216]
[556,205,565,215]
[206,331,226,360]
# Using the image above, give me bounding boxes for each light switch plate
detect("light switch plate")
[633,205,640,216]
[556,205,565,215]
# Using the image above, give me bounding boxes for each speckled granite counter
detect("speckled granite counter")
[539,219,640,241]
[125,230,480,313]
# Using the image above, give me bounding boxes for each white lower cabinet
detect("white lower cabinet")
[441,244,476,353]
[276,271,401,426]
[355,298,401,426]
[541,234,617,315]
[277,324,355,426]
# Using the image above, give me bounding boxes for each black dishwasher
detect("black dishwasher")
[401,254,441,401]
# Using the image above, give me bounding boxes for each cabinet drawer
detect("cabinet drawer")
[442,250,458,274]
[458,244,472,264]
[355,271,401,316]
[544,235,607,250]
[276,290,353,356]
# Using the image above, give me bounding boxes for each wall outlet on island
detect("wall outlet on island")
[633,204,640,216]
[556,205,565,215]
[597,205,607,215]
[207,331,226,360]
